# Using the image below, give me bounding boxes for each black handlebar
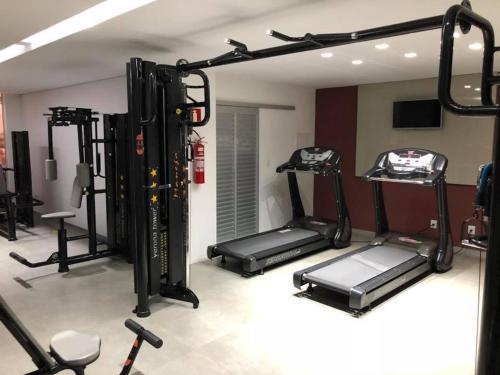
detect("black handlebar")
[124,319,163,349]
[438,4,499,116]
[181,69,211,127]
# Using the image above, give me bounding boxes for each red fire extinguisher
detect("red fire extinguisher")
[193,140,205,184]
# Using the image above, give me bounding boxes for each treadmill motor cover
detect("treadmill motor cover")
[218,228,321,258]
[305,245,419,292]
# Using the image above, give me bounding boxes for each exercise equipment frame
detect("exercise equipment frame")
[147,1,497,372]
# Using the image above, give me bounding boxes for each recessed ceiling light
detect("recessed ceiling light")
[404,52,417,58]
[321,52,334,58]
[475,87,481,92]
[0,0,156,64]
[453,31,460,38]
[464,85,471,89]
[352,59,363,65]
[375,43,389,50]
[469,42,483,50]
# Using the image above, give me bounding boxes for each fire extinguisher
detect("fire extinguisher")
[193,139,205,184]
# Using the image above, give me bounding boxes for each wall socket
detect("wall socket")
[430,219,438,229]
[468,225,476,235]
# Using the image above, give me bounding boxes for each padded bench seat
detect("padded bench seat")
[50,330,101,368]
[41,212,76,220]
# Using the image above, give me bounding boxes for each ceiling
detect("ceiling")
[0,0,499,94]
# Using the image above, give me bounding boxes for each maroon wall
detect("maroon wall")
[314,86,476,245]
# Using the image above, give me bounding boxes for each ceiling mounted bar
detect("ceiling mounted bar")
[179,15,444,72]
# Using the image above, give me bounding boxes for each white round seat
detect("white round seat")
[50,330,101,368]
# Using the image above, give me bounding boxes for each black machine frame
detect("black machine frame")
[0,131,43,241]
[130,2,500,372]
[9,107,130,272]
[126,60,210,317]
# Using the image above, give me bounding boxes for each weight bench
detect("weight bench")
[10,163,118,271]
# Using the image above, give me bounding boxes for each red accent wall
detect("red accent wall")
[314,86,476,245]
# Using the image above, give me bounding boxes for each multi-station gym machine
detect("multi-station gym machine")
[126,59,210,317]
[10,107,131,272]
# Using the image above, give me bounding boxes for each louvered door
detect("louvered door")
[216,106,258,242]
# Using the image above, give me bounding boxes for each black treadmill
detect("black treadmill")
[207,147,351,275]
[294,148,454,313]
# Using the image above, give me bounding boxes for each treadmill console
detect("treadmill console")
[276,147,342,176]
[363,148,447,185]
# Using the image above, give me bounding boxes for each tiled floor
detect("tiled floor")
[0,224,484,374]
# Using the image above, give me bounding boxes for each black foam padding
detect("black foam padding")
[45,159,57,181]
[76,163,91,188]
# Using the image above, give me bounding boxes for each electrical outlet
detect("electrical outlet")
[468,225,476,235]
[430,219,438,229]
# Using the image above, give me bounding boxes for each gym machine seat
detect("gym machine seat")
[50,331,101,369]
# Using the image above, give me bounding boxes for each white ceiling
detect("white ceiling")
[0,0,499,94]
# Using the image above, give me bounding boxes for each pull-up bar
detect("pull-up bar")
[178,15,444,71]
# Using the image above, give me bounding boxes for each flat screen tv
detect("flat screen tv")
[393,99,442,129]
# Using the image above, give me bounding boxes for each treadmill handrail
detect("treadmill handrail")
[277,167,333,175]
[367,177,426,185]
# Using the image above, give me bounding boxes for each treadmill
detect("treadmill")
[294,148,453,313]
[207,147,351,275]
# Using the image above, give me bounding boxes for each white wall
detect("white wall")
[216,72,316,232]
[3,72,315,264]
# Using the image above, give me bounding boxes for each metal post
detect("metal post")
[477,116,500,375]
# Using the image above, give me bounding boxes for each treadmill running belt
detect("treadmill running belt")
[305,245,420,292]
[219,228,321,258]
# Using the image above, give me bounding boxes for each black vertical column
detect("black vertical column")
[163,69,187,285]
[83,120,97,255]
[127,59,151,317]
[477,116,500,375]
[287,173,305,220]
[103,115,117,250]
[372,181,388,235]
[333,172,351,247]
[434,179,453,272]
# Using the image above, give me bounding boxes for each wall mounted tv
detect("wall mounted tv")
[393,99,442,129]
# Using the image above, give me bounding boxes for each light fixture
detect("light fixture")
[464,85,471,89]
[404,52,417,58]
[453,31,460,38]
[0,44,27,64]
[352,59,363,65]
[475,87,481,92]
[321,51,334,58]
[469,42,483,50]
[0,0,156,63]
[375,43,389,50]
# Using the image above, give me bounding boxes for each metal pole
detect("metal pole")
[180,16,443,72]
[477,116,500,375]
